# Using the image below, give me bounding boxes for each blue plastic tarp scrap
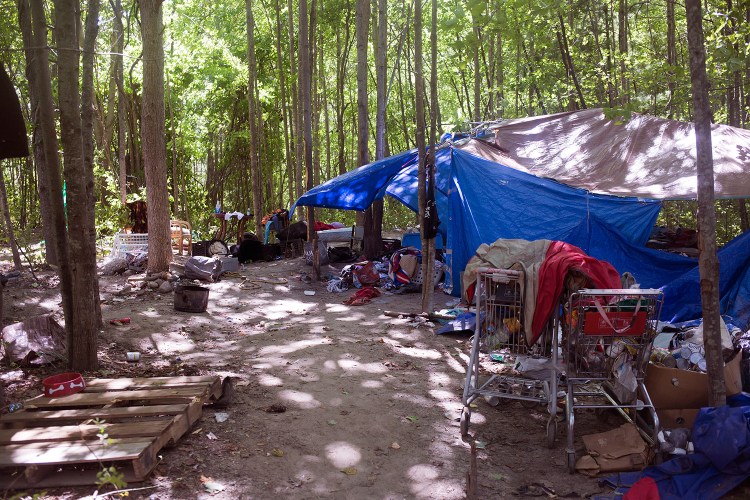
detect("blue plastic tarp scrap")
[602,396,750,500]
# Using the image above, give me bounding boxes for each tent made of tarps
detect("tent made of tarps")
[292,109,750,329]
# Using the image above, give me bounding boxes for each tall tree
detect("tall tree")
[26,0,77,368]
[54,0,101,370]
[300,0,318,278]
[246,0,263,236]
[16,0,57,266]
[686,0,724,407]
[140,0,171,273]
[81,0,103,328]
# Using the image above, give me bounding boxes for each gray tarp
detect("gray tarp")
[463,108,750,199]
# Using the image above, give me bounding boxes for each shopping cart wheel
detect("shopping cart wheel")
[567,451,576,474]
[460,407,471,437]
[546,418,557,448]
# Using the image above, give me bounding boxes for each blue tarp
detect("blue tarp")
[292,140,750,329]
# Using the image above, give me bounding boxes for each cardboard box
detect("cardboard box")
[644,350,742,428]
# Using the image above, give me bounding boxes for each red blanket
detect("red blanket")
[314,221,335,231]
[532,241,621,341]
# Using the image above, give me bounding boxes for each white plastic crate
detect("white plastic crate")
[111,233,149,258]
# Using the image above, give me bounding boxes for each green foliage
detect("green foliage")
[1,0,748,252]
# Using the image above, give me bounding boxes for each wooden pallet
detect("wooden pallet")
[0,375,222,489]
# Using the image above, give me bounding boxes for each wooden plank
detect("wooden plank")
[0,437,155,467]
[0,420,172,445]
[166,400,203,444]
[25,387,208,409]
[84,376,218,391]
[0,462,146,489]
[0,404,189,425]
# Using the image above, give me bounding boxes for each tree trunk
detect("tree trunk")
[140,0,172,273]
[113,0,127,205]
[300,0,318,278]
[420,0,439,313]
[288,0,303,201]
[364,0,387,260]
[274,0,293,207]
[356,0,374,254]
[557,12,586,110]
[0,170,23,271]
[618,0,629,105]
[414,0,427,313]
[16,0,58,266]
[686,0,725,407]
[666,0,676,117]
[246,0,263,236]
[54,0,101,370]
[81,0,103,329]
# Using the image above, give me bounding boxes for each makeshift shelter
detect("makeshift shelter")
[292,109,750,329]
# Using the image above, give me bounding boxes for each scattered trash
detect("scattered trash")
[489,353,506,362]
[271,448,284,457]
[192,428,203,435]
[304,290,316,296]
[200,475,226,494]
[214,412,229,423]
[109,317,131,325]
[327,419,337,426]
[264,404,287,413]
[236,380,251,387]
[206,432,218,440]
[1,314,66,365]
[126,351,141,362]
[475,440,488,449]
[406,415,418,423]
[340,467,357,475]
[390,442,401,450]
[8,402,23,413]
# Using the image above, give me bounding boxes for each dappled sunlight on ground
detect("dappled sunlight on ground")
[324,441,362,468]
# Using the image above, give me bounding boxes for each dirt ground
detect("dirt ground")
[2,255,633,499]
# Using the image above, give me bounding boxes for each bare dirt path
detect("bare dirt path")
[2,257,608,499]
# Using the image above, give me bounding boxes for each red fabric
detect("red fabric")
[532,241,621,340]
[343,286,381,306]
[624,477,660,500]
[314,221,335,231]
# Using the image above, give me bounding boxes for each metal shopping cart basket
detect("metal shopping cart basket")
[559,288,664,473]
[461,267,559,447]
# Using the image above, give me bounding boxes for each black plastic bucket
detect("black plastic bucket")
[174,285,209,313]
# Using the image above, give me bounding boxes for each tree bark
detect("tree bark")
[113,0,127,205]
[618,0,629,104]
[54,0,100,370]
[666,0,676,117]
[274,0,293,207]
[686,0,725,407]
[140,0,172,273]
[414,0,427,313]
[288,0,303,201]
[81,0,103,329]
[420,0,439,313]
[16,0,58,266]
[300,0,318,278]
[0,170,23,271]
[246,0,263,236]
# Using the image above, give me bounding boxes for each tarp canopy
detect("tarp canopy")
[480,108,750,199]
[292,109,750,328]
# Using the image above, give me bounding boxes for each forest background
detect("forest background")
[0,0,749,370]
[1,0,749,250]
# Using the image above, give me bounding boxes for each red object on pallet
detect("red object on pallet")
[42,372,85,397]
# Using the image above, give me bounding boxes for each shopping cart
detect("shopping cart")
[559,288,664,473]
[461,267,559,448]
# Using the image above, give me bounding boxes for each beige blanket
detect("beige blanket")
[462,239,551,344]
